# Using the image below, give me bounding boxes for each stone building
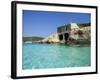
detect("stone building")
[57,24,71,43]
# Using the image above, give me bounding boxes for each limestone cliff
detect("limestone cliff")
[42,33,60,43]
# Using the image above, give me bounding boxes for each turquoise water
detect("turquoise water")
[22,43,91,70]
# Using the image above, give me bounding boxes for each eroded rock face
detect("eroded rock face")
[70,23,90,39]
[67,23,90,44]
[42,33,60,43]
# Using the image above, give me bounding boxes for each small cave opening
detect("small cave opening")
[59,34,63,41]
[64,33,69,41]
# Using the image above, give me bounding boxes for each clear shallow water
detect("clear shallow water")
[22,43,91,70]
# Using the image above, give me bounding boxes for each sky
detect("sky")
[23,10,91,38]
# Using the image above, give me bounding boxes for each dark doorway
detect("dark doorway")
[59,34,63,41]
[64,33,69,41]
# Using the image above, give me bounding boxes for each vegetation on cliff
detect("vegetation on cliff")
[23,36,44,42]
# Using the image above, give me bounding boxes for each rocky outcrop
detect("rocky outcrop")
[40,23,90,44]
[68,23,90,44]
[41,33,60,43]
